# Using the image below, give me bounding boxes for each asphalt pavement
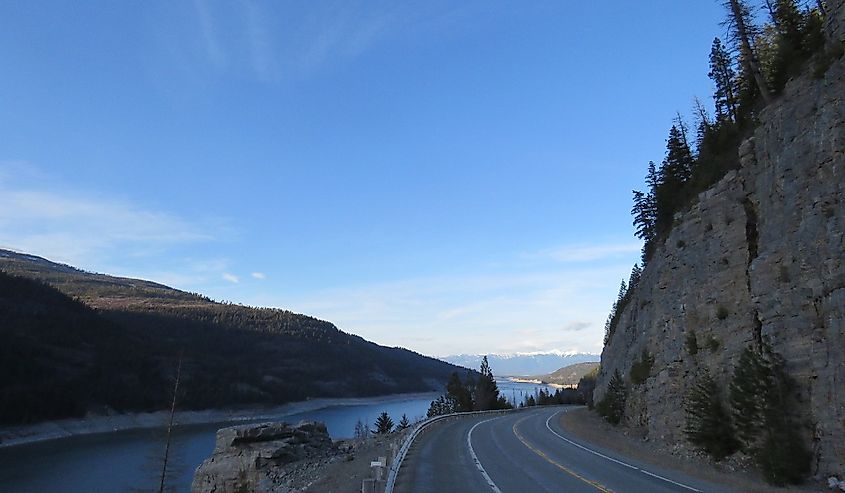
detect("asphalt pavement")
[393,406,740,493]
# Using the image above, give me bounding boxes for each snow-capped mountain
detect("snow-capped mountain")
[440,351,600,377]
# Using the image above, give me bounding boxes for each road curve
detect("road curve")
[393,406,738,493]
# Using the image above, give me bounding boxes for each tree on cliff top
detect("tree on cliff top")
[723,0,772,104]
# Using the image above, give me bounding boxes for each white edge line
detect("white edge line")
[545,410,703,493]
[640,470,702,492]
[544,412,638,469]
[468,418,504,493]
[385,408,525,493]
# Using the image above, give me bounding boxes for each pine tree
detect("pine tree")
[756,349,812,484]
[632,188,657,244]
[729,346,769,449]
[708,37,739,122]
[628,263,642,290]
[684,370,739,460]
[654,126,695,238]
[446,372,473,412]
[723,0,772,104]
[474,356,503,411]
[596,369,627,425]
[728,345,811,484]
[375,411,394,434]
[426,395,455,417]
[397,414,411,430]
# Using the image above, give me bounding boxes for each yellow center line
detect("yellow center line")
[512,414,614,493]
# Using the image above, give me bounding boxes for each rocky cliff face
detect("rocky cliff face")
[595,16,845,479]
[192,421,335,493]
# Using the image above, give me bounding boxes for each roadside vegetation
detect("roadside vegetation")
[426,356,512,417]
[594,342,810,485]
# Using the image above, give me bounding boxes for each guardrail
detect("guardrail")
[383,407,527,493]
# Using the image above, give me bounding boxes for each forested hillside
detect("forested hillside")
[0,250,463,426]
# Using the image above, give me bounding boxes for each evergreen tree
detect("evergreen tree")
[759,348,811,484]
[632,161,659,257]
[446,372,473,412]
[397,414,411,430]
[474,356,505,411]
[729,346,769,449]
[684,370,739,460]
[708,37,739,122]
[723,0,772,104]
[628,263,642,290]
[654,126,695,238]
[374,411,394,434]
[728,345,811,484]
[577,367,598,409]
[426,395,455,417]
[596,369,627,425]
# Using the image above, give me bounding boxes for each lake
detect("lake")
[0,378,552,492]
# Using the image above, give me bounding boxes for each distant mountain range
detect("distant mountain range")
[0,249,465,426]
[441,351,600,376]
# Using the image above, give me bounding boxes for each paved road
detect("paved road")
[394,406,738,493]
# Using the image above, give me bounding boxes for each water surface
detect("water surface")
[0,379,552,492]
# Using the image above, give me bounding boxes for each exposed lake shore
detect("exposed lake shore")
[0,391,439,449]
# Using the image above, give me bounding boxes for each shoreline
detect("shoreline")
[504,376,572,389]
[0,391,439,449]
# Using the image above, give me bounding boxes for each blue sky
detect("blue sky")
[1,1,726,356]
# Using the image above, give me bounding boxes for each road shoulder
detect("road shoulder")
[559,407,818,493]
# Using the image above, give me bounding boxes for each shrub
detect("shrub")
[630,349,655,385]
[706,336,721,352]
[686,330,699,355]
[716,306,729,320]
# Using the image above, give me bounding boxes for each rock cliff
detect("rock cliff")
[192,421,335,493]
[595,9,845,480]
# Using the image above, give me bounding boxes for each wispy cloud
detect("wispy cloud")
[222,272,240,283]
[251,272,266,280]
[0,161,221,275]
[273,256,634,356]
[193,0,227,69]
[161,2,480,84]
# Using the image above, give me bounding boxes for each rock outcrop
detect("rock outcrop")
[595,14,845,480]
[192,421,335,493]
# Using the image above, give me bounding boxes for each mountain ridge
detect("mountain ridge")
[0,249,464,426]
[442,352,599,376]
